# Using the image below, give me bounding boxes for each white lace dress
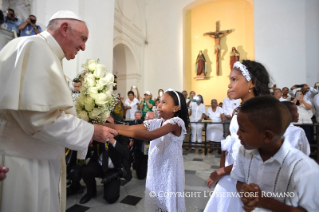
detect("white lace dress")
[143,117,186,212]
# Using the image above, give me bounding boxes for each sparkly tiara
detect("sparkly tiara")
[233,61,251,82]
[165,88,181,110]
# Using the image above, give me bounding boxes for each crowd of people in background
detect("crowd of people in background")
[0,8,42,37]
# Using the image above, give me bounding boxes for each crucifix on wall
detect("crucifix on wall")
[203,21,233,76]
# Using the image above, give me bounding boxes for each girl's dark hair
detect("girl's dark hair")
[166,91,189,131]
[197,94,204,104]
[127,91,134,96]
[241,60,270,96]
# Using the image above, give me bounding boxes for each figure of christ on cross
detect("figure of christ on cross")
[204,21,233,76]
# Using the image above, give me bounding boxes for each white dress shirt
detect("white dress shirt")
[284,123,310,155]
[189,103,206,122]
[231,140,319,212]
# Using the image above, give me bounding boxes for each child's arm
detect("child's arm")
[104,122,147,131]
[220,151,226,168]
[207,164,233,189]
[118,123,181,141]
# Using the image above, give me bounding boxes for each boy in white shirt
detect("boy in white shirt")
[282,101,310,155]
[231,96,319,212]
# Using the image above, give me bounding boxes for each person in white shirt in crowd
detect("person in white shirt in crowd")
[72,77,82,99]
[274,88,287,102]
[153,89,164,102]
[124,90,140,120]
[282,101,310,155]
[189,94,206,152]
[290,83,318,103]
[222,90,240,137]
[231,96,319,212]
[205,99,225,153]
[281,87,291,101]
[187,90,196,108]
[293,90,313,144]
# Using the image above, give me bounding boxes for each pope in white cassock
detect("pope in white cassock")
[0,11,118,212]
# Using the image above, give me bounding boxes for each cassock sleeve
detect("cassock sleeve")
[9,110,94,159]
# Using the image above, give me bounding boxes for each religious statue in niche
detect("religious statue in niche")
[230,47,239,70]
[195,50,207,76]
[204,21,233,76]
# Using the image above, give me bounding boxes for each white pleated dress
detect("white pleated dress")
[204,115,243,212]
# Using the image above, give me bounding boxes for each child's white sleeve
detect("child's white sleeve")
[299,129,310,156]
[230,145,246,183]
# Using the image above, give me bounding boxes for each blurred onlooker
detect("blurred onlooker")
[293,90,313,143]
[139,91,154,119]
[281,87,291,101]
[187,91,196,108]
[218,102,223,107]
[18,15,42,36]
[3,8,21,34]
[274,88,286,102]
[182,90,188,102]
[152,99,160,119]
[113,94,124,124]
[205,99,225,153]
[124,90,139,120]
[189,94,206,152]
[222,91,240,137]
[128,110,142,125]
[130,111,154,179]
[313,93,319,123]
[154,89,164,102]
[72,78,82,99]
[130,85,140,100]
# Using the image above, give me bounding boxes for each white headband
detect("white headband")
[233,61,251,82]
[165,88,181,110]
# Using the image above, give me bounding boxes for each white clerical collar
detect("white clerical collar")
[38,31,65,60]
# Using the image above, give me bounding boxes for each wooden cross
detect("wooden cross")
[203,21,233,76]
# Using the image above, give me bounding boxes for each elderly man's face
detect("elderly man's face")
[64,21,88,60]
[135,112,142,120]
[145,112,155,120]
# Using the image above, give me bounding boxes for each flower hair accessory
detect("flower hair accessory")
[233,61,251,82]
[165,88,181,110]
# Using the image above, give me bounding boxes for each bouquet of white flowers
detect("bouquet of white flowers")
[75,59,117,124]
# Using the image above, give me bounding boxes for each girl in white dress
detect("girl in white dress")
[204,60,271,212]
[205,99,225,142]
[105,89,189,212]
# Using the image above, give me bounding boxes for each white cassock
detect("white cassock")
[0,31,94,212]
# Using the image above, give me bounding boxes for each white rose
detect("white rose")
[95,93,108,106]
[98,73,114,87]
[89,108,102,119]
[88,87,99,99]
[76,93,86,105]
[85,73,96,87]
[75,102,83,111]
[81,59,98,71]
[78,111,89,121]
[96,82,104,91]
[105,90,112,99]
[101,111,111,121]
[84,96,95,111]
[93,64,106,78]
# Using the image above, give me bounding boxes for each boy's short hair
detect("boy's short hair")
[239,96,291,135]
[281,101,296,112]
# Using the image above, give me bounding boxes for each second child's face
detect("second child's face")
[157,93,177,119]
[228,69,253,100]
[237,111,263,150]
[291,106,299,123]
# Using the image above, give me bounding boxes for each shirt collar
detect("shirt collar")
[38,30,65,60]
[252,138,291,164]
